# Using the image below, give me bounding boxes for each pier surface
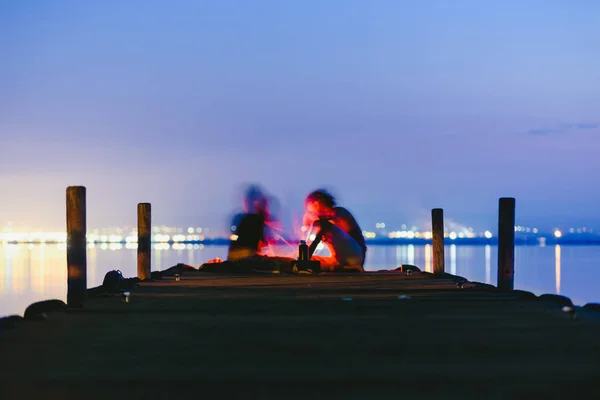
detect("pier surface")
[1,271,600,399]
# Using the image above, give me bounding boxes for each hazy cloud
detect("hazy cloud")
[526,123,598,136]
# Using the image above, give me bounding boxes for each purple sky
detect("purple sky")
[1,0,599,233]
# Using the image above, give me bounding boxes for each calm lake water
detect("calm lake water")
[1,243,599,317]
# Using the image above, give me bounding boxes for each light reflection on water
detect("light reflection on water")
[1,243,598,317]
[485,245,491,284]
[555,245,561,294]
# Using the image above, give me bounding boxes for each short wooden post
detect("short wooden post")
[66,186,87,307]
[497,197,516,291]
[431,208,445,274]
[137,203,151,280]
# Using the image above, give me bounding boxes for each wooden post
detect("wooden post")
[497,197,516,291]
[137,203,151,280]
[66,186,87,307]
[431,208,445,274]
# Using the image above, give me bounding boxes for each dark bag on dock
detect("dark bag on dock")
[102,270,124,292]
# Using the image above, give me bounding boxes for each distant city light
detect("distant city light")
[154,234,170,242]
[125,235,137,243]
[1,218,598,248]
[172,234,186,242]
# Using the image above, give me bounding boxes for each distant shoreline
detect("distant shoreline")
[2,237,600,246]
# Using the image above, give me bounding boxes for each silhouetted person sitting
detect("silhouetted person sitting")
[303,189,367,272]
[227,185,273,261]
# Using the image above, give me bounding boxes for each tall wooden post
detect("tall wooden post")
[66,186,87,307]
[431,208,445,274]
[497,197,516,291]
[137,203,151,280]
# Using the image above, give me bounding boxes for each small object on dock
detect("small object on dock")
[175,274,180,282]
[253,269,280,274]
[397,295,411,300]
[398,264,421,273]
[290,259,321,274]
[342,297,353,301]
[456,282,464,289]
[298,240,309,261]
[122,292,131,303]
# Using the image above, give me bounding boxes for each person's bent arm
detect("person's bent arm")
[303,211,317,228]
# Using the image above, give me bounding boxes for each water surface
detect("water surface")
[1,243,598,317]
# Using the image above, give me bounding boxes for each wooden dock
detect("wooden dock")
[2,190,598,399]
[2,270,600,399]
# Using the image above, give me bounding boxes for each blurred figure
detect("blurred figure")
[303,189,367,272]
[227,185,276,261]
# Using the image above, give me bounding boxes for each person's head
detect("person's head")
[243,185,269,215]
[305,189,336,217]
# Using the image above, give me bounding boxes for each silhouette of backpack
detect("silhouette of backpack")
[102,270,124,292]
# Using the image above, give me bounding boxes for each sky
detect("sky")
[1,0,599,234]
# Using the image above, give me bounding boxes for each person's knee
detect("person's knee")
[311,255,337,271]
[227,247,257,261]
[345,255,363,267]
